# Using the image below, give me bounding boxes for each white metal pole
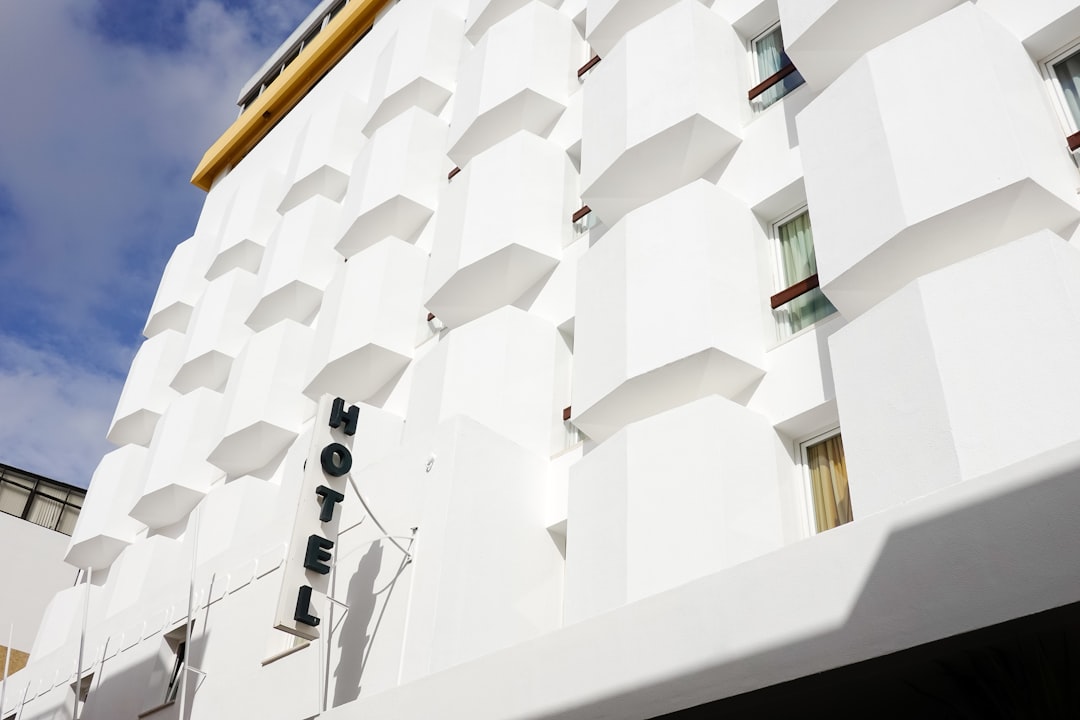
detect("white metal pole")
[1,623,13,719]
[73,567,92,720]
[180,506,199,720]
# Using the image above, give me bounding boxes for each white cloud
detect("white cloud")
[0,0,314,483]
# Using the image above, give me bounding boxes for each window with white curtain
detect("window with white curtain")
[751,24,804,111]
[771,208,836,340]
[801,429,852,534]
[1045,44,1080,154]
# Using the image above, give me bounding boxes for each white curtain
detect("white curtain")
[774,213,836,338]
[754,27,803,110]
[1055,52,1080,128]
[27,494,63,530]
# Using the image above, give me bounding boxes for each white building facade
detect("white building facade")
[10,0,1080,717]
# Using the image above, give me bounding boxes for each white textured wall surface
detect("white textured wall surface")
[15,1,1080,719]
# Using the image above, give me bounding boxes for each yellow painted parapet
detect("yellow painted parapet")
[190,0,393,191]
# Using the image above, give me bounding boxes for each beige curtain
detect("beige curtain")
[808,435,853,531]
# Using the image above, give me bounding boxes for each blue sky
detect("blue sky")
[0,0,315,486]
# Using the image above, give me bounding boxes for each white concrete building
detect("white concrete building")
[10,0,1080,717]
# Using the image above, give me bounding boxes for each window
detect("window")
[1046,44,1080,151]
[801,430,852,533]
[770,209,836,341]
[0,467,84,535]
[71,673,93,718]
[163,638,186,705]
[750,24,804,111]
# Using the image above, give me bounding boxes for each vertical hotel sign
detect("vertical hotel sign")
[274,395,359,640]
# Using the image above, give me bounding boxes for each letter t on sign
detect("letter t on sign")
[315,485,345,522]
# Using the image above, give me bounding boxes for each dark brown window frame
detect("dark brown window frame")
[748,62,799,102]
[1067,131,1080,151]
[770,273,820,309]
[577,55,601,78]
[571,205,592,223]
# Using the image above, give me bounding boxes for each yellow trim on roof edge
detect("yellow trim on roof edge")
[190,0,393,191]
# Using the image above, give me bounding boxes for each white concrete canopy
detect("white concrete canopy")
[798,3,1080,319]
[170,269,257,393]
[831,232,1080,518]
[448,2,583,166]
[208,320,317,476]
[364,0,464,134]
[65,446,149,570]
[304,239,428,402]
[336,108,448,257]
[107,329,185,447]
[424,132,576,327]
[572,181,766,441]
[129,388,226,529]
[581,0,746,224]
[779,0,964,90]
[247,195,343,331]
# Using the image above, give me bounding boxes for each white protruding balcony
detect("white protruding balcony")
[585,0,686,58]
[107,330,185,447]
[142,236,213,338]
[208,320,316,476]
[65,445,149,570]
[129,388,226,529]
[448,3,582,166]
[424,132,576,328]
[464,0,559,43]
[799,4,1080,319]
[581,0,745,224]
[206,170,286,280]
[831,232,1080,519]
[363,1,464,134]
[304,240,428,403]
[170,269,257,394]
[565,396,784,624]
[247,195,343,331]
[572,181,765,442]
[779,0,963,90]
[336,109,447,258]
[278,94,367,213]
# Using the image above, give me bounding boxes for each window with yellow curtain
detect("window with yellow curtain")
[804,432,852,532]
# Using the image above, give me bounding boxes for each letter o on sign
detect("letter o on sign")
[320,443,352,477]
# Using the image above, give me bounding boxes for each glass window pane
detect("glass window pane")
[807,434,853,532]
[0,482,30,517]
[57,506,81,536]
[774,286,836,339]
[753,26,805,110]
[26,494,64,530]
[778,212,816,285]
[1054,51,1080,129]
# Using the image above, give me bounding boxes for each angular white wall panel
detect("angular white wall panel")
[279,93,368,213]
[107,330,185,447]
[581,0,746,223]
[585,0,685,58]
[364,0,464,134]
[831,233,1080,518]
[779,0,964,90]
[425,132,576,327]
[142,236,212,338]
[305,240,428,402]
[171,269,257,393]
[129,388,226,529]
[65,446,149,570]
[573,181,766,441]
[799,4,1080,318]
[464,0,559,43]
[405,306,570,456]
[565,397,785,624]
[208,321,317,476]
[247,195,344,331]
[336,109,448,257]
[448,3,583,166]
[974,0,1080,58]
[206,170,286,280]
